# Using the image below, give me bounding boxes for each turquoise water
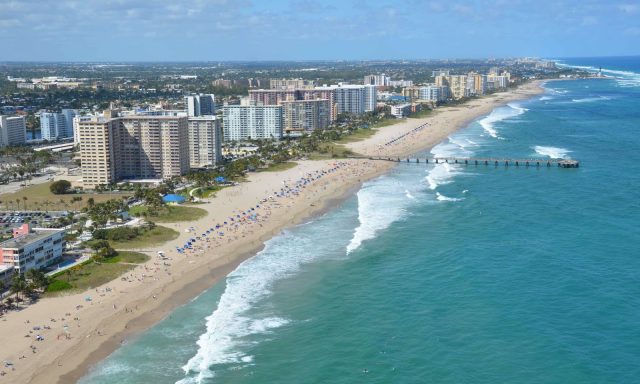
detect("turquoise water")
[80,58,640,384]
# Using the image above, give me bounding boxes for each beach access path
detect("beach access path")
[0,80,545,384]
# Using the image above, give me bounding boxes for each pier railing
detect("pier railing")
[354,156,580,168]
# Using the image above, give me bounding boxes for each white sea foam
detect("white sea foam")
[405,189,416,200]
[436,192,463,202]
[178,230,325,383]
[533,146,571,159]
[425,163,463,190]
[478,103,527,139]
[571,96,612,103]
[547,88,569,95]
[539,96,554,101]
[346,177,408,254]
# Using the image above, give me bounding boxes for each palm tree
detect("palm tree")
[22,196,28,211]
[25,269,49,292]
[10,274,26,303]
[15,198,20,212]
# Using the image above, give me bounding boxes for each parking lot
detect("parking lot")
[0,211,69,237]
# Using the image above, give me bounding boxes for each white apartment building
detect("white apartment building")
[333,85,366,115]
[40,109,76,140]
[389,80,414,87]
[0,224,65,274]
[364,74,390,86]
[390,104,412,118]
[0,115,26,147]
[364,85,378,112]
[186,94,215,117]
[418,85,447,102]
[223,103,283,141]
[188,116,222,168]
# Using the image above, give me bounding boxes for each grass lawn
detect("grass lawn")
[110,225,179,249]
[336,128,378,144]
[0,181,130,211]
[259,161,298,172]
[307,143,356,160]
[101,251,150,264]
[372,118,401,128]
[46,261,134,294]
[409,109,434,119]
[46,251,150,295]
[129,205,208,222]
[190,185,224,198]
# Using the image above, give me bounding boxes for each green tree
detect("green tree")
[50,179,72,194]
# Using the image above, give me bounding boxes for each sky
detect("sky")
[1,0,639,61]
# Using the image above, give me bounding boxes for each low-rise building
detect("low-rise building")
[390,103,413,118]
[0,224,65,274]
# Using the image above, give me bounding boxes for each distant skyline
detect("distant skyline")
[1,0,639,61]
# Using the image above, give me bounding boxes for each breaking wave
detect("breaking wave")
[533,146,572,159]
[478,103,527,139]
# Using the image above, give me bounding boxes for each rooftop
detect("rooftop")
[0,229,63,250]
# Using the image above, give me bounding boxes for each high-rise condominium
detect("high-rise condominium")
[223,102,283,141]
[188,116,222,168]
[0,115,26,147]
[186,94,215,117]
[40,109,77,140]
[78,114,190,189]
[281,99,330,135]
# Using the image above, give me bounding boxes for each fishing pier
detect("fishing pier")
[362,156,580,168]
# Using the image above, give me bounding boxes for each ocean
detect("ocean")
[79,57,640,384]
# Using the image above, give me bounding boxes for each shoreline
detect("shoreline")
[0,79,546,384]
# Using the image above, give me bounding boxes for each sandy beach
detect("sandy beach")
[0,80,544,384]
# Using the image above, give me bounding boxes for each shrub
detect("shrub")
[46,280,72,292]
[93,227,141,241]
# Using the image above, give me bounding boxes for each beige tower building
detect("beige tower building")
[77,116,116,189]
[113,115,190,180]
[78,113,190,189]
[188,116,222,168]
[281,99,330,135]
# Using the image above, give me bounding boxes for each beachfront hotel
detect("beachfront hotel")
[0,224,65,275]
